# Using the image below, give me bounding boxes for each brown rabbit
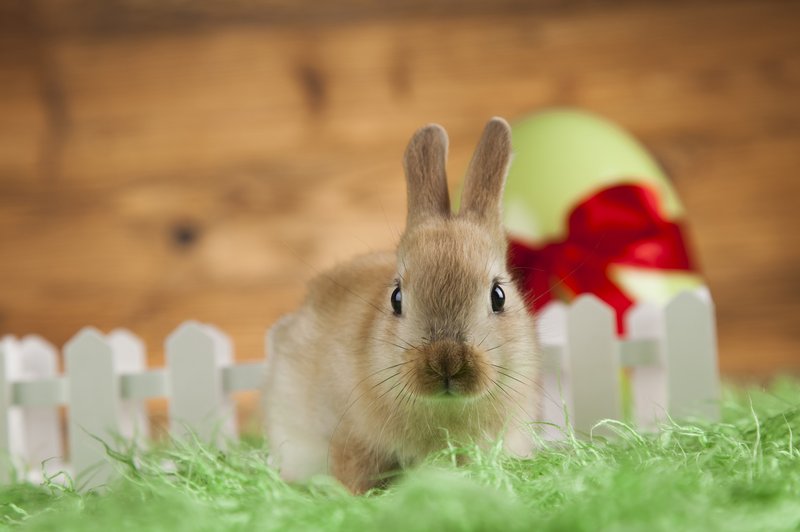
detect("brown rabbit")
[263,118,539,493]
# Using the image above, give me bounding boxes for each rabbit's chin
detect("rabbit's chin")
[411,383,488,400]
[420,392,491,408]
[405,385,494,408]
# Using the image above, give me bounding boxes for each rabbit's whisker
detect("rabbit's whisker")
[490,361,563,408]
[328,364,411,466]
[489,363,535,384]
[524,235,605,308]
[484,341,509,353]
[373,370,416,450]
[342,360,413,405]
[476,332,491,348]
[370,337,412,351]
[494,369,531,389]
[490,377,532,420]
[336,375,407,461]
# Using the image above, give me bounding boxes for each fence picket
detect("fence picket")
[1,339,26,469]
[664,291,720,420]
[108,329,149,441]
[64,328,120,489]
[626,303,668,429]
[1,336,65,483]
[536,302,569,439]
[0,338,13,483]
[566,295,621,436]
[166,322,235,445]
[15,337,62,481]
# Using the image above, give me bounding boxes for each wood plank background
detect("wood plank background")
[1,0,799,385]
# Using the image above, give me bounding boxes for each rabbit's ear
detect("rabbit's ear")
[459,117,512,228]
[403,124,451,228]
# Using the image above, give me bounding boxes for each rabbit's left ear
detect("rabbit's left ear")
[403,124,451,229]
[459,117,512,228]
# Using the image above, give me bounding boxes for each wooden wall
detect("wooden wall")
[1,0,799,381]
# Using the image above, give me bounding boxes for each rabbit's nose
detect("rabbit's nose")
[427,340,470,392]
[428,354,464,380]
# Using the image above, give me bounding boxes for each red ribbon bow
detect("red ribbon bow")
[508,183,696,333]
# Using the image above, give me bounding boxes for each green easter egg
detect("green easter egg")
[503,108,685,244]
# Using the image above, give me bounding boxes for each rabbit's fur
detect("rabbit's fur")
[263,118,538,493]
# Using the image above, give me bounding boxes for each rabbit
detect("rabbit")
[263,117,539,493]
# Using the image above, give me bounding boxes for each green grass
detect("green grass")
[2,380,800,531]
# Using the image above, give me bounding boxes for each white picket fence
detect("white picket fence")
[536,288,719,439]
[0,289,719,490]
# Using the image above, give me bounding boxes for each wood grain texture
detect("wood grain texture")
[1,0,799,385]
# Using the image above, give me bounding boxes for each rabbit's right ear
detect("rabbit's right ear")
[458,118,512,229]
[403,124,450,228]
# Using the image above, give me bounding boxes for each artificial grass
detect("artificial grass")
[2,381,800,531]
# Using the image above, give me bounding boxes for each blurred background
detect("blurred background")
[1,0,798,385]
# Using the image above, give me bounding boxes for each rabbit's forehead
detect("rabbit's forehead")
[397,221,505,287]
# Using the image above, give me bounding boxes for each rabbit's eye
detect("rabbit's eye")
[391,286,402,315]
[491,283,505,313]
